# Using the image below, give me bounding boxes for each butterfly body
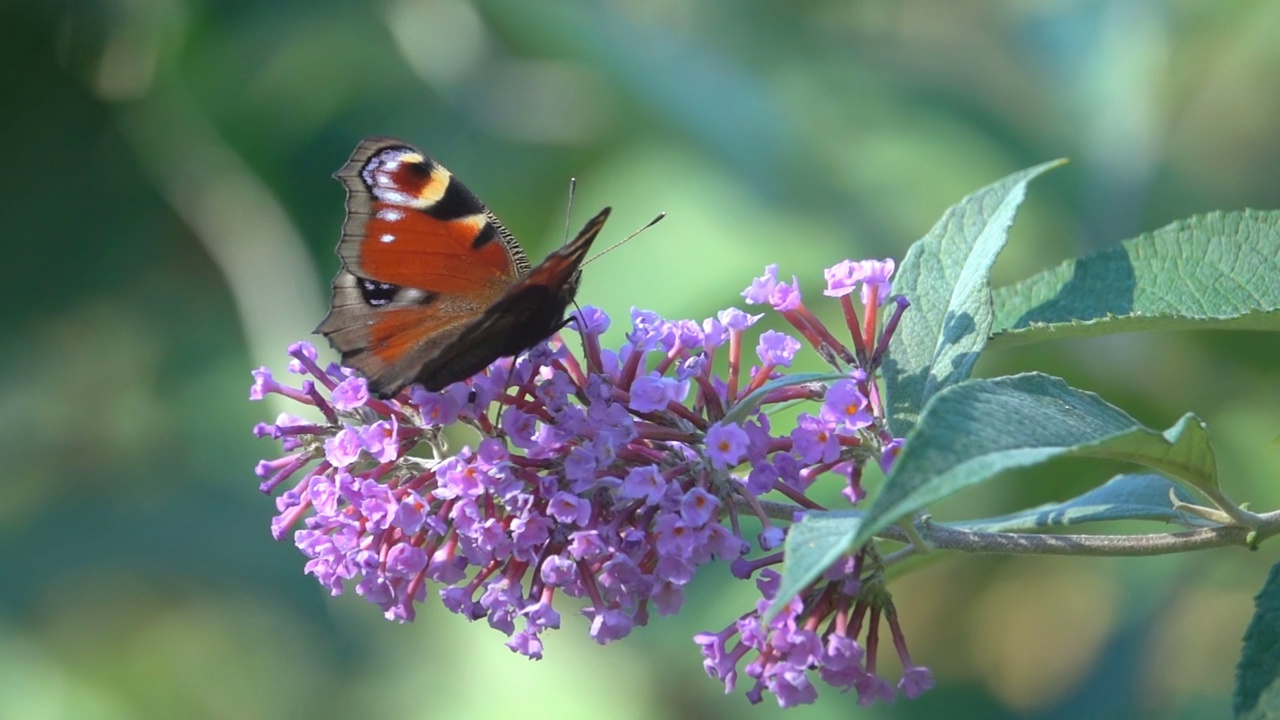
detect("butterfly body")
[316,138,610,398]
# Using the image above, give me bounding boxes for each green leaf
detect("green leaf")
[850,373,1219,550]
[1087,412,1220,494]
[769,510,863,621]
[992,210,1280,349]
[884,160,1066,436]
[951,473,1197,533]
[1236,562,1280,719]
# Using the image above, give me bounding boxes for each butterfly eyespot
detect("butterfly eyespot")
[358,278,399,307]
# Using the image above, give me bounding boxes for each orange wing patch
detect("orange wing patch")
[360,207,510,295]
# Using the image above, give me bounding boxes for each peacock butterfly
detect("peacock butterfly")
[316,138,610,399]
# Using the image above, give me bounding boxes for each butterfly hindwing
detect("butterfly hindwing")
[319,268,479,397]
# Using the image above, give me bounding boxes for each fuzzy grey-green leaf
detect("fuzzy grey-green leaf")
[952,473,1197,533]
[768,511,862,622]
[884,160,1065,436]
[851,373,1219,549]
[1236,562,1280,719]
[991,210,1280,348]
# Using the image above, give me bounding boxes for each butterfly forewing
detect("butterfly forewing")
[334,139,526,292]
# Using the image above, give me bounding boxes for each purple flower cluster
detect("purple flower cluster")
[698,561,933,707]
[251,258,930,707]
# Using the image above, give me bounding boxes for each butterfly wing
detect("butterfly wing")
[408,206,612,391]
[316,138,529,397]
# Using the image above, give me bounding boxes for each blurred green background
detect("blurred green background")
[5,1,1280,718]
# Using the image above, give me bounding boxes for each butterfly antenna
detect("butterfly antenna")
[563,177,578,244]
[583,212,666,267]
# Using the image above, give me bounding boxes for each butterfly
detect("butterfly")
[316,138,611,399]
